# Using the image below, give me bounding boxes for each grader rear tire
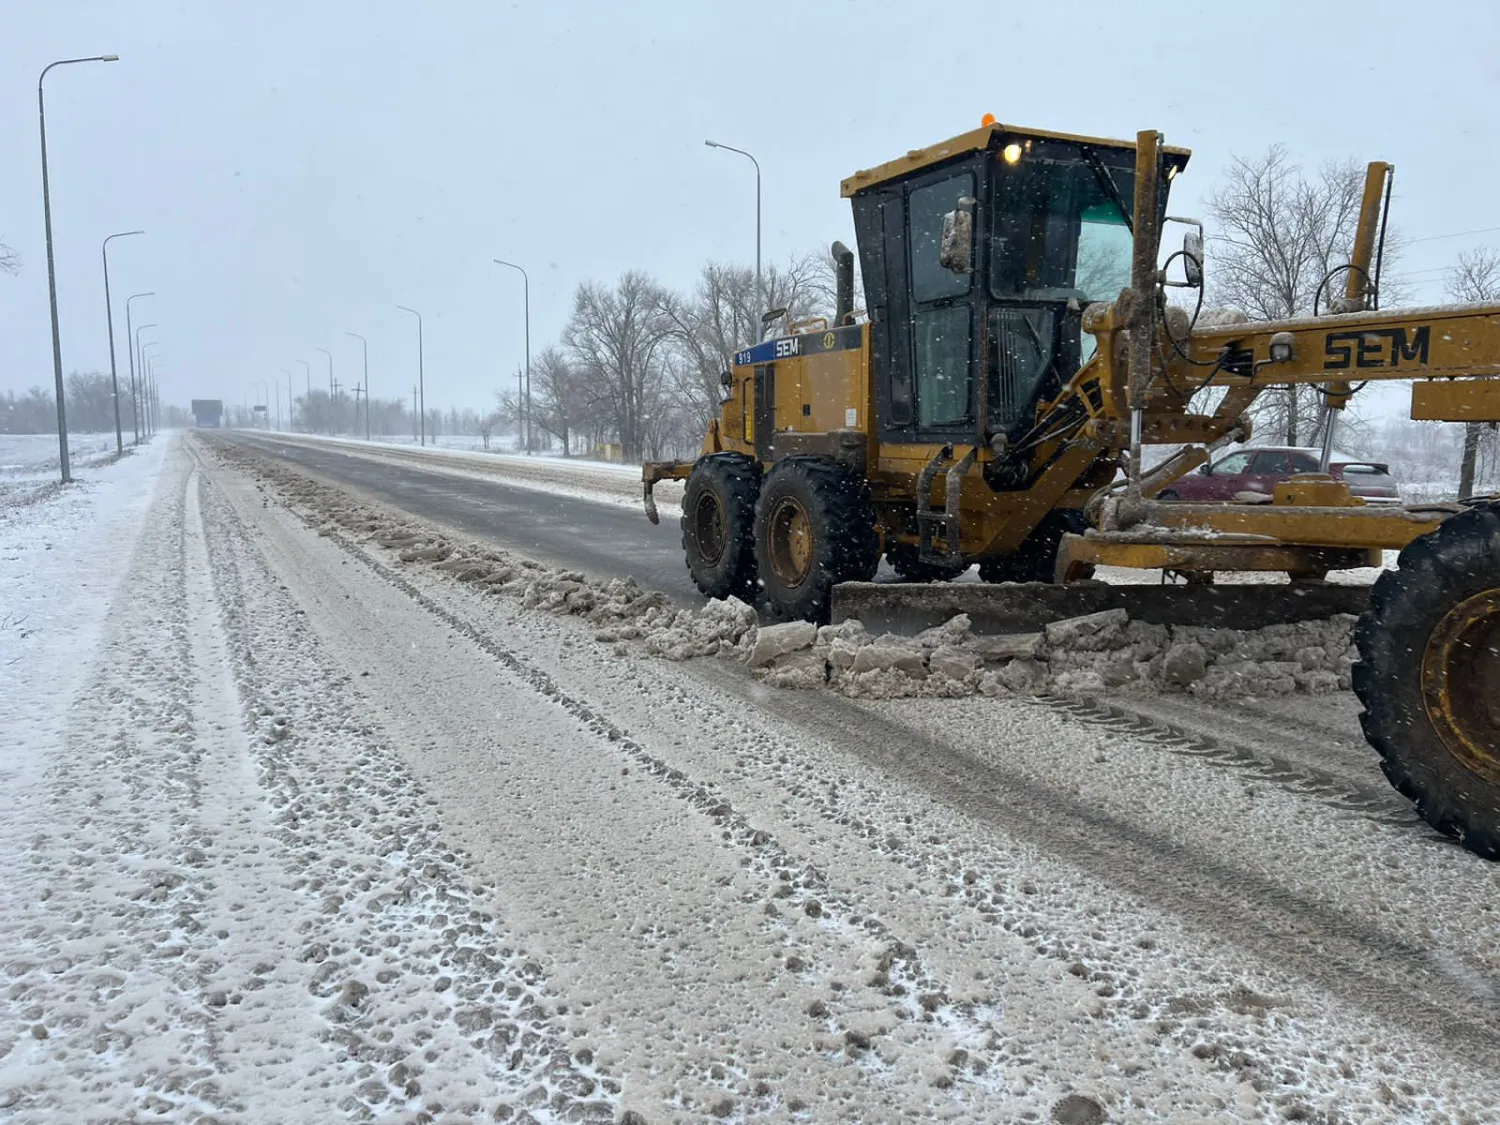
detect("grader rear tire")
[681,454,760,601]
[1353,502,1500,860]
[753,457,878,623]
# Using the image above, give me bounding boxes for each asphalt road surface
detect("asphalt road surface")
[227,432,704,603]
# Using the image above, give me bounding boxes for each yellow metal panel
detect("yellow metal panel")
[1146,503,1444,551]
[1187,304,1500,382]
[1411,379,1500,423]
[798,351,861,433]
[1060,536,1381,575]
[774,354,806,433]
[840,123,1191,197]
[1272,477,1357,506]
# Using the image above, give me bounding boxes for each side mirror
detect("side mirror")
[939,200,975,274]
[1199,462,1213,475]
[1163,216,1205,289]
[1182,230,1204,288]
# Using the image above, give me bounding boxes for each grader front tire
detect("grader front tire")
[1353,502,1500,860]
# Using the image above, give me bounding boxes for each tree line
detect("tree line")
[0,372,146,435]
[483,252,844,462]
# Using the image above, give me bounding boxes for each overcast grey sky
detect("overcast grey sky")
[4,0,1498,416]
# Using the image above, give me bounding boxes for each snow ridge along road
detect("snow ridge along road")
[209,432,1498,1121]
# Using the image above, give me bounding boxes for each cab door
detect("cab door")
[853,160,985,446]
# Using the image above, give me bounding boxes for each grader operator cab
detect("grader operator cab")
[642,120,1500,859]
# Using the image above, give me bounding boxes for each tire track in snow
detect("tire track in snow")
[186,442,623,1122]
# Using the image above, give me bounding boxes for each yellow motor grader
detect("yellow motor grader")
[642,120,1500,858]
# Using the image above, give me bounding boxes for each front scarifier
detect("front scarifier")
[1353,503,1500,858]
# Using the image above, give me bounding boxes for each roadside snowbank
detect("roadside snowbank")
[214,438,1361,707]
[0,440,169,793]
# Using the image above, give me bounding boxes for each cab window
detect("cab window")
[907,173,976,426]
[909,176,974,302]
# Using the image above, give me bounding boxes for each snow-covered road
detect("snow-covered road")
[2,433,1497,1124]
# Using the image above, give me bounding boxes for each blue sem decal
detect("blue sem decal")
[733,336,798,367]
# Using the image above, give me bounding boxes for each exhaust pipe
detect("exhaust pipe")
[832,241,855,326]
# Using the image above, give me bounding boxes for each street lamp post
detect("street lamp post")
[40,53,121,482]
[282,369,294,431]
[396,305,425,446]
[151,361,163,433]
[135,325,157,435]
[296,359,311,430]
[100,229,143,454]
[346,332,368,442]
[143,352,162,435]
[315,347,334,434]
[492,259,531,455]
[124,292,152,443]
[705,139,762,307]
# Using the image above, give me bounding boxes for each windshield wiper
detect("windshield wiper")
[1080,145,1133,234]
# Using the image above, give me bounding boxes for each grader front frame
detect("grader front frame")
[642,120,1500,858]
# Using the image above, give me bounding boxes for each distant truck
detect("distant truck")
[191,399,224,428]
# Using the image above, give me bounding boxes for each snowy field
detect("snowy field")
[1,432,1497,1123]
[0,432,124,508]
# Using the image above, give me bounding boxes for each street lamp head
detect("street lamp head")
[705,140,719,148]
[101,54,120,62]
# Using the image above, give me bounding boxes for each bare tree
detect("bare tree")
[657,251,844,440]
[1446,246,1500,498]
[0,237,18,276]
[1207,147,1404,445]
[565,271,676,462]
[528,345,589,456]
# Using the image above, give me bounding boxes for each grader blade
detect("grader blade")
[830,580,1373,637]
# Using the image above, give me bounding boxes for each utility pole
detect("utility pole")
[316,347,333,434]
[396,305,424,446]
[345,331,368,442]
[297,359,311,431]
[353,384,368,441]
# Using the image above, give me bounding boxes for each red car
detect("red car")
[1159,446,1400,503]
